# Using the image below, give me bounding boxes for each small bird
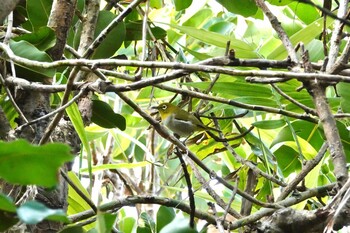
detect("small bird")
[154,103,216,137]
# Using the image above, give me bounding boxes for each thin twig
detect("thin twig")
[277,142,328,201]
[60,169,98,213]
[39,67,80,144]
[134,0,150,79]
[271,83,317,116]
[16,88,86,132]
[175,148,195,228]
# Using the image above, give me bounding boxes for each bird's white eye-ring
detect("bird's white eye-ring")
[161,105,167,110]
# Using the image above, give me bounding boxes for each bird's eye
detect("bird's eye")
[161,105,167,110]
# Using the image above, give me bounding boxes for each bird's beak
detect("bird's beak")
[150,106,159,116]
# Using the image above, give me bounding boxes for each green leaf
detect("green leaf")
[167,23,257,58]
[271,120,323,150]
[17,201,69,224]
[182,9,213,27]
[10,40,55,78]
[67,172,92,216]
[137,212,156,233]
[96,212,117,233]
[125,21,167,41]
[92,11,126,59]
[183,81,273,98]
[13,26,56,51]
[264,16,334,59]
[150,0,163,8]
[119,217,136,233]
[267,0,293,5]
[272,143,301,177]
[26,0,52,30]
[174,0,193,11]
[159,218,198,233]
[215,0,258,17]
[337,121,350,162]
[288,1,320,25]
[156,206,176,232]
[253,119,286,129]
[337,82,350,113]
[0,194,16,212]
[0,140,73,187]
[92,100,126,130]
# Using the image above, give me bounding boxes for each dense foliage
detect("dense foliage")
[0,0,350,232]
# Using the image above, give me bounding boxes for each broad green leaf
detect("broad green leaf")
[137,212,156,233]
[26,0,52,30]
[125,21,167,41]
[67,172,92,216]
[0,140,73,187]
[96,212,117,233]
[17,201,69,224]
[284,139,322,189]
[92,100,126,130]
[174,0,193,11]
[271,120,323,150]
[150,0,163,8]
[268,0,293,5]
[288,1,320,24]
[305,39,325,62]
[272,142,301,176]
[182,9,213,27]
[119,217,136,233]
[10,40,55,78]
[13,26,56,51]
[80,161,149,173]
[159,218,198,233]
[337,82,350,113]
[182,81,273,98]
[264,16,334,59]
[216,0,258,17]
[156,206,176,232]
[284,138,317,160]
[0,194,16,212]
[253,119,286,129]
[92,11,126,59]
[167,24,257,58]
[208,21,235,35]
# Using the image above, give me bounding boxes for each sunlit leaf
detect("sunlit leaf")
[174,0,193,11]
[216,0,258,17]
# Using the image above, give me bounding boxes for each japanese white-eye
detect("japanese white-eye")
[154,103,213,137]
